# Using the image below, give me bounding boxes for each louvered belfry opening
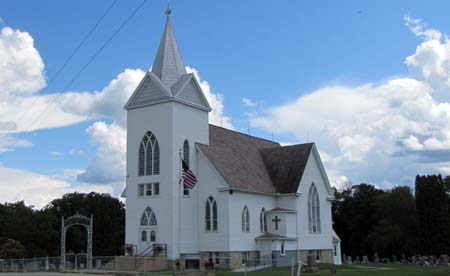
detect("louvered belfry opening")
[183,139,190,167]
[138,131,160,176]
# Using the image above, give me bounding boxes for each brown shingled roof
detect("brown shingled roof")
[197,125,314,194]
[260,143,314,193]
[198,125,280,193]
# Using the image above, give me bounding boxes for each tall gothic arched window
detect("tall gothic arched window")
[139,131,160,176]
[308,183,321,233]
[242,206,250,232]
[183,139,190,167]
[205,196,217,231]
[260,208,267,233]
[141,207,157,226]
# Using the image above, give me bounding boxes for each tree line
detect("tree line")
[333,174,450,259]
[1,175,449,260]
[0,192,125,258]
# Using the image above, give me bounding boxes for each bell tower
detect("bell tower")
[124,8,211,260]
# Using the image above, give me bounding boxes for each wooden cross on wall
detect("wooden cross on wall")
[272,216,281,230]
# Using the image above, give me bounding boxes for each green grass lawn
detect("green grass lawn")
[214,264,450,276]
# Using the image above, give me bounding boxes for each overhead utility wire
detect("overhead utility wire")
[16,0,119,126]
[24,0,148,132]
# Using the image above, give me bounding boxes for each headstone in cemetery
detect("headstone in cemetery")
[429,256,435,265]
[346,256,352,264]
[392,255,397,263]
[353,256,359,264]
[373,253,380,264]
[362,256,369,264]
[401,254,406,264]
[411,256,416,264]
[439,254,449,266]
[305,255,319,273]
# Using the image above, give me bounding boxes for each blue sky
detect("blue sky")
[1,0,450,208]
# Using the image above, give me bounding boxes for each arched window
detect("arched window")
[205,196,217,231]
[242,206,250,232]
[141,207,157,226]
[141,230,147,241]
[183,139,190,167]
[150,230,156,242]
[308,183,321,233]
[138,131,160,176]
[260,208,267,233]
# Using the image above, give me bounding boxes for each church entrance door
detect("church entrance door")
[139,227,157,254]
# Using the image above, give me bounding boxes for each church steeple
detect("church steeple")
[151,8,186,87]
[124,8,211,112]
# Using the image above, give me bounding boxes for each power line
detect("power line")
[16,0,119,126]
[24,0,148,132]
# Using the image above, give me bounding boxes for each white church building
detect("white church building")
[124,9,341,268]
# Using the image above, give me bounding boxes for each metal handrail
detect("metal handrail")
[137,243,167,257]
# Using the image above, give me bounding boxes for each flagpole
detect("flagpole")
[178,148,182,261]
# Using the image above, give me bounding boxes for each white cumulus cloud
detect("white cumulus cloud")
[250,17,450,188]
[0,27,46,96]
[0,166,112,209]
[77,121,126,184]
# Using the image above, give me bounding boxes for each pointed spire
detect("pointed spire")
[151,8,186,87]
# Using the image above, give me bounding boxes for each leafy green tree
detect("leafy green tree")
[368,187,418,257]
[333,184,384,257]
[0,238,26,258]
[0,192,125,257]
[45,192,125,256]
[415,175,450,255]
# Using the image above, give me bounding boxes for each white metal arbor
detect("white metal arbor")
[60,212,93,270]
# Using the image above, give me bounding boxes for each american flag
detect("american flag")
[182,160,197,189]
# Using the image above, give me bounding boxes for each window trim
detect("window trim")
[138,131,160,176]
[138,183,160,197]
[308,250,322,262]
[140,207,157,226]
[141,230,147,242]
[183,186,190,197]
[205,196,218,232]
[260,207,267,233]
[242,206,250,233]
[183,139,190,167]
[150,230,156,242]
[308,183,321,234]
[182,139,191,197]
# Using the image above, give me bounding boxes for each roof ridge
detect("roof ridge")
[209,124,280,146]
[281,142,315,147]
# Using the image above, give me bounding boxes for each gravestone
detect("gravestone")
[362,256,369,264]
[305,255,318,273]
[401,254,406,264]
[373,253,380,264]
[353,256,360,264]
[439,254,449,266]
[411,256,416,264]
[392,255,397,263]
[429,256,435,265]
[346,256,352,264]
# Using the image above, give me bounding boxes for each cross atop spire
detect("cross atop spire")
[165,7,172,17]
[151,8,186,87]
